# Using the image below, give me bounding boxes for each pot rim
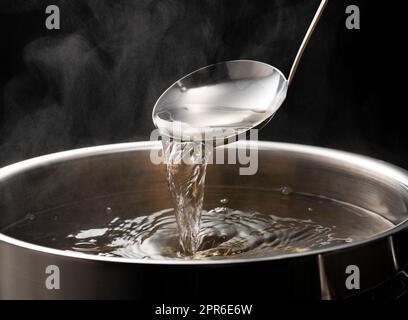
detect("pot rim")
[1,140,408,265]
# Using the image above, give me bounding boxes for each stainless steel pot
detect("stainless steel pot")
[1,141,408,300]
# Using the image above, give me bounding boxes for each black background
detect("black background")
[0,0,406,168]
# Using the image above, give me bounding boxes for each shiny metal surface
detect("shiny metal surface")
[1,141,408,299]
[152,1,329,141]
[152,60,288,141]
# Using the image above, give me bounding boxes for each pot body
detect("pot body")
[1,141,408,300]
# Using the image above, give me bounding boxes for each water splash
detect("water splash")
[65,207,353,260]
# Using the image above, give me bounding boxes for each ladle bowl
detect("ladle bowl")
[152,60,288,141]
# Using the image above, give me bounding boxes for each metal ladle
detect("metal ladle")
[153,0,328,142]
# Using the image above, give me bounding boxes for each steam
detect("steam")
[1,0,319,165]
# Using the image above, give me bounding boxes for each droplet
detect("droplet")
[307,207,313,212]
[106,207,112,214]
[220,198,229,205]
[281,186,292,195]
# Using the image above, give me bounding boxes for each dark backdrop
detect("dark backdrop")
[0,0,406,168]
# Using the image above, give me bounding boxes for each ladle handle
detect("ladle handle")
[288,0,329,86]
